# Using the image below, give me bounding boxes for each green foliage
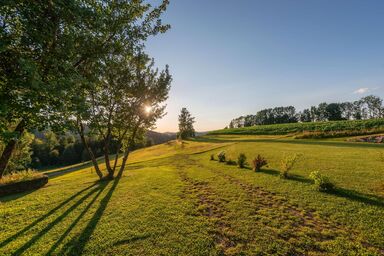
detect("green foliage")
[0,132,34,173]
[252,154,267,171]
[309,171,335,192]
[237,153,247,168]
[280,154,301,178]
[217,151,226,162]
[178,108,195,139]
[226,159,237,165]
[209,118,384,137]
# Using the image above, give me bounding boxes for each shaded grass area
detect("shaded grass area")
[0,137,383,255]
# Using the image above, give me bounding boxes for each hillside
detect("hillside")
[1,136,383,255]
[209,118,384,138]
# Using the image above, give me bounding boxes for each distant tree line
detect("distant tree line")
[228,95,384,128]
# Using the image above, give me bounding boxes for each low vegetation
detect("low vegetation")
[0,170,44,186]
[237,153,247,168]
[251,154,268,171]
[309,171,335,192]
[217,151,226,162]
[210,118,384,136]
[280,153,301,178]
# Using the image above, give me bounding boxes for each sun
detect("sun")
[144,105,152,114]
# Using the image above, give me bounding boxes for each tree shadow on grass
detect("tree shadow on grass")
[0,183,97,248]
[11,182,106,256]
[113,234,151,246]
[59,170,124,255]
[255,168,384,207]
[45,184,108,255]
[0,188,38,203]
[326,187,384,208]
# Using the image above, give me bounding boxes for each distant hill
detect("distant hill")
[146,131,176,145]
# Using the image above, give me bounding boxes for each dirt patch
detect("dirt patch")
[178,168,243,255]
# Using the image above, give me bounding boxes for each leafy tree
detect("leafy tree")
[178,108,196,139]
[299,109,312,122]
[325,103,343,121]
[0,132,34,174]
[0,0,170,179]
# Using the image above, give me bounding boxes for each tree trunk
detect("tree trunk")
[118,148,130,175]
[77,121,103,180]
[0,121,25,179]
[104,133,114,179]
[112,143,121,172]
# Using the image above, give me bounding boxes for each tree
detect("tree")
[0,132,34,174]
[299,109,312,122]
[178,108,195,139]
[325,103,343,121]
[73,53,171,179]
[0,0,171,179]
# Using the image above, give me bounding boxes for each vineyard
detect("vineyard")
[209,118,384,137]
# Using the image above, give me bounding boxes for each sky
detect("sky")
[145,0,384,132]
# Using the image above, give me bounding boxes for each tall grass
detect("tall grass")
[0,170,44,186]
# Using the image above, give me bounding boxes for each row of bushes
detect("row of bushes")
[210,152,334,192]
[209,118,384,137]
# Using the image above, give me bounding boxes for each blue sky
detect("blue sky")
[146,0,384,132]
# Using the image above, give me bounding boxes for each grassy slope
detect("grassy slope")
[209,118,384,135]
[0,137,383,255]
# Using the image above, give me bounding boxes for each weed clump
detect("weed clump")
[309,171,335,192]
[280,153,301,179]
[252,154,267,172]
[217,151,226,162]
[237,153,247,168]
[210,154,215,161]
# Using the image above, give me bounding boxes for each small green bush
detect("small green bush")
[280,153,301,179]
[226,159,237,165]
[210,154,215,161]
[237,153,247,168]
[252,155,267,172]
[217,151,226,162]
[309,171,335,192]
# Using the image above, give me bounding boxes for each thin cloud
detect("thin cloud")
[353,87,369,94]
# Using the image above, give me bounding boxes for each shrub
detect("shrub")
[309,171,335,192]
[252,155,267,171]
[217,151,226,162]
[237,153,247,168]
[226,159,237,165]
[210,154,215,161]
[0,170,44,186]
[280,153,301,178]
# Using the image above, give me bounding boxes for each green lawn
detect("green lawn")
[0,137,383,255]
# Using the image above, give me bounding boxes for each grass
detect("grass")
[209,118,384,137]
[0,170,45,186]
[0,137,383,255]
